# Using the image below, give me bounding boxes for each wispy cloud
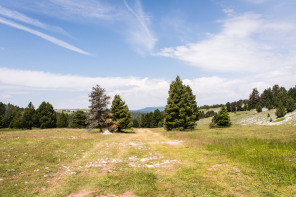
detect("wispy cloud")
[6,0,157,54]
[49,0,117,19]
[0,17,90,55]
[123,0,157,54]
[0,5,70,36]
[156,13,296,73]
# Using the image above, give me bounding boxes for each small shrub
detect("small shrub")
[256,104,262,113]
[267,113,270,118]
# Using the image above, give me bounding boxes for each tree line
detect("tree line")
[0,101,89,129]
[2,77,295,131]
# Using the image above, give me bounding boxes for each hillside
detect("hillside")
[198,108,296,126]
[131,106,165,113]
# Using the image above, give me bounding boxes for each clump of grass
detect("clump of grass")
[274,117,285,123]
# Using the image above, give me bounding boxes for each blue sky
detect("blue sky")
[0,0,296,110]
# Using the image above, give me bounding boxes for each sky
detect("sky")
[0,0,296,110]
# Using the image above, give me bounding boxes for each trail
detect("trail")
[42,129,186,196]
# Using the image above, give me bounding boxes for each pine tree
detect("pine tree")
[36,101,57,129]
[0,102,6,128]
[87,85,110,131]
[248,88,260,110]
[275,101,286,118]
[9,111,23,129]
[71,110,87,128]
[210,105,231,128]
[57,112,68,128]
[163,76,199,131]
[285,97,296,113]
[21,102,35,129]
[152,109,163,127]
[226,102,231,112]
[110,95,132,131]
[288,86,296,101]
[183,85,199,129]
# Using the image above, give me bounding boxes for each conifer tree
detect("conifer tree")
[226,102,231,112]
[275,101,286,118]
[36,101,57,129]
[21,102,35,129]
[183,85,199,129]
[71,110,87,128]
[248,88,260,110]
[87,85,110,131]
[57,112,68,128]
[288,86,296,101]
[163,76,199,131]
[210,105,231,128]
[110,95,132,131]
[152,109,163,127]
[0,102,5,128]
[285,97,296,113]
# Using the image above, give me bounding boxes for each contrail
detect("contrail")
[0,17,90,55]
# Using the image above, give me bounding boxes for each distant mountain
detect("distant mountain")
[131,106,165,113]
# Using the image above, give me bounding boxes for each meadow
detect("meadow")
[1,125,296,196]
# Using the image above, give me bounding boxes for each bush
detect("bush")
[210,105,231,128]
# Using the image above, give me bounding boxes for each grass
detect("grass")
[274,117,285,122]
[1,126,296,196]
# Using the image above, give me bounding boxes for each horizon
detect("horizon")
[1,0,296,110]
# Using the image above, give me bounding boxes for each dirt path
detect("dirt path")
[41,129,187,196]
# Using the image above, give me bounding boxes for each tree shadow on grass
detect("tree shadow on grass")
[116,130,136,134]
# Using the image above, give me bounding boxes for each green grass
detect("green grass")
[0,129,99,196]
[2,126,296,196]
[274,117,285,122]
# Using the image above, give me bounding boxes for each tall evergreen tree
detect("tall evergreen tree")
[226,102,232,112]
[87,85,110,131]
[110,95,132,131]
[0,102,5,128]
[36,101,57,129]
[163,76,199,131]
[288,86,296,101]
[248,88,260,110]
[57,112,69,128]
[275,101,286,118]
[285,97,296,113]
[152,109,163,127]
[211,105,231,128]
[21,102,35,129]
[71,110,87,128]
[261,88,273,108]
[2,103,23,128]
[9,111,23,129]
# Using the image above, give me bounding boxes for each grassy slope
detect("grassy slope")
[198,108,296,126]
[1,126,296,196]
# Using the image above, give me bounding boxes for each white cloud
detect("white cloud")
[49,0,117,19]
[124,0,157,54]
[156,13,296,73]
[0,17,90,55]
[0,67,295,109]
[6,0,157,54]
[0,5,69,36]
